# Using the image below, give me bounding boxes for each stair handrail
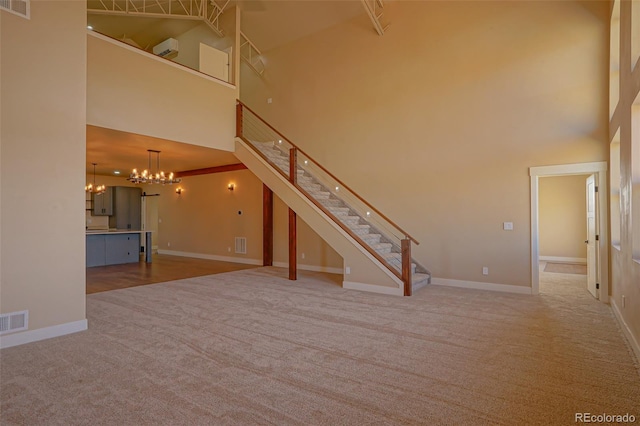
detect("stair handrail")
[236,100,419,246]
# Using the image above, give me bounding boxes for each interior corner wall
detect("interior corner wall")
[239,0,609,288]
[172,21,233,75]
[155,170,263,261]
[1,1,87,339]
[153,168,343,271]
[539,175,588,261]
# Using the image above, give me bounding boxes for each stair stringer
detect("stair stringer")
[235,138,404,295]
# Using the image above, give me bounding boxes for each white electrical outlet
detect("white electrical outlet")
[345,266,351,275]
[267,97,273,104]
[503,222,513,231]
[301,253,305,259]
[228,247,231,252]
[482,267,489,275]
[167,242,171,247]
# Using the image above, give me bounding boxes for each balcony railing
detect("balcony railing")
[236,100,430,295]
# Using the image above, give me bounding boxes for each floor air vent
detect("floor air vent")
[0,310,28,335]
[235,237,247,254]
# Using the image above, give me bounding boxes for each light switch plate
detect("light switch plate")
[503,222,514,231]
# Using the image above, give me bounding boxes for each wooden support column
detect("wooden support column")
[402,238,411,296]
[263,184,273,266]
[289,208,297,280]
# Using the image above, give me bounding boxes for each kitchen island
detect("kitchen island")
[86,230,152,267]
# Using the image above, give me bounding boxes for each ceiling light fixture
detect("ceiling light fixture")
[85,163,106,194]
[128,149,181,185]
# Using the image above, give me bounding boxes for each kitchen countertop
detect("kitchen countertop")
[86,229,152,235]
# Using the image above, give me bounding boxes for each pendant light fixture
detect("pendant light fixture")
[85,163,106,194]
[128,149,181,185]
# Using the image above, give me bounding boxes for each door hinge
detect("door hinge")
[596,235,599,241]
[596,283,600,289]
[595,186,599,192]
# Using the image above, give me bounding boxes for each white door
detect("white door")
[199,43,229,82]
[585,174,598,298]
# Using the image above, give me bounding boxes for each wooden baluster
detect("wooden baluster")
[289,147,297,184]
[402,238,411,296]
[235,102,243,137]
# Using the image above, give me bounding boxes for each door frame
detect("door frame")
[529,162,609,301]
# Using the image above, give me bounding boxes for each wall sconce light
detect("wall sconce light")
[228,183,235,191]
[175,187,184,195]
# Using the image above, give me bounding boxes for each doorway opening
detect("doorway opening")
[529,162,608,302]
[538,174,590,297]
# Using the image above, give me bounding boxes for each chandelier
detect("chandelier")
[128,149,181,185]
[85,163,106,194]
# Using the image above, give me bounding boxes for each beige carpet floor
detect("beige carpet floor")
[543,262,588,275]
[1,267,639,425]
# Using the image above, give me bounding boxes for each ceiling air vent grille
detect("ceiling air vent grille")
[0,310,29,335]
[0,0,30,19]
[235,237,247,254]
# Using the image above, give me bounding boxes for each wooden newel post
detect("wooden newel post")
[402,238,412,296]
[289,147,297,184]
[289,208,297,280]
[236,102,243,137]
[263,184,273,266]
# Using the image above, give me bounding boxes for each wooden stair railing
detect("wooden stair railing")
[236,100,421,295]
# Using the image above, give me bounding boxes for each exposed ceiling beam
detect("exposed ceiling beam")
[175,163,247,177]
[88,0,227,37]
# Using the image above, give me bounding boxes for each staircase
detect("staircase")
[235,101,431,295]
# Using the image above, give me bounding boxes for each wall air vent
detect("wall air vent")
[0,0,30,19]
[235,237,247,254]
[0,310,29,335]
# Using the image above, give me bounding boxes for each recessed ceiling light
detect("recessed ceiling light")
[87,25,93,30]
[113,170,121,175]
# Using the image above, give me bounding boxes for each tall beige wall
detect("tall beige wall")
[609,0,640,360]
[240,0,609,288]
[1,1,87,341]
[539,175,588,261]
[87,33,236,151]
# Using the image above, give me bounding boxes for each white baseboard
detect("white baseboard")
[432,277,533,295]
[272,261,342,275]
[611,300,640,366]
[158,250,263,266]
[343,280,403,296]
[540,256,587,264]
[157,251,343,273]
[0,319,88,349]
